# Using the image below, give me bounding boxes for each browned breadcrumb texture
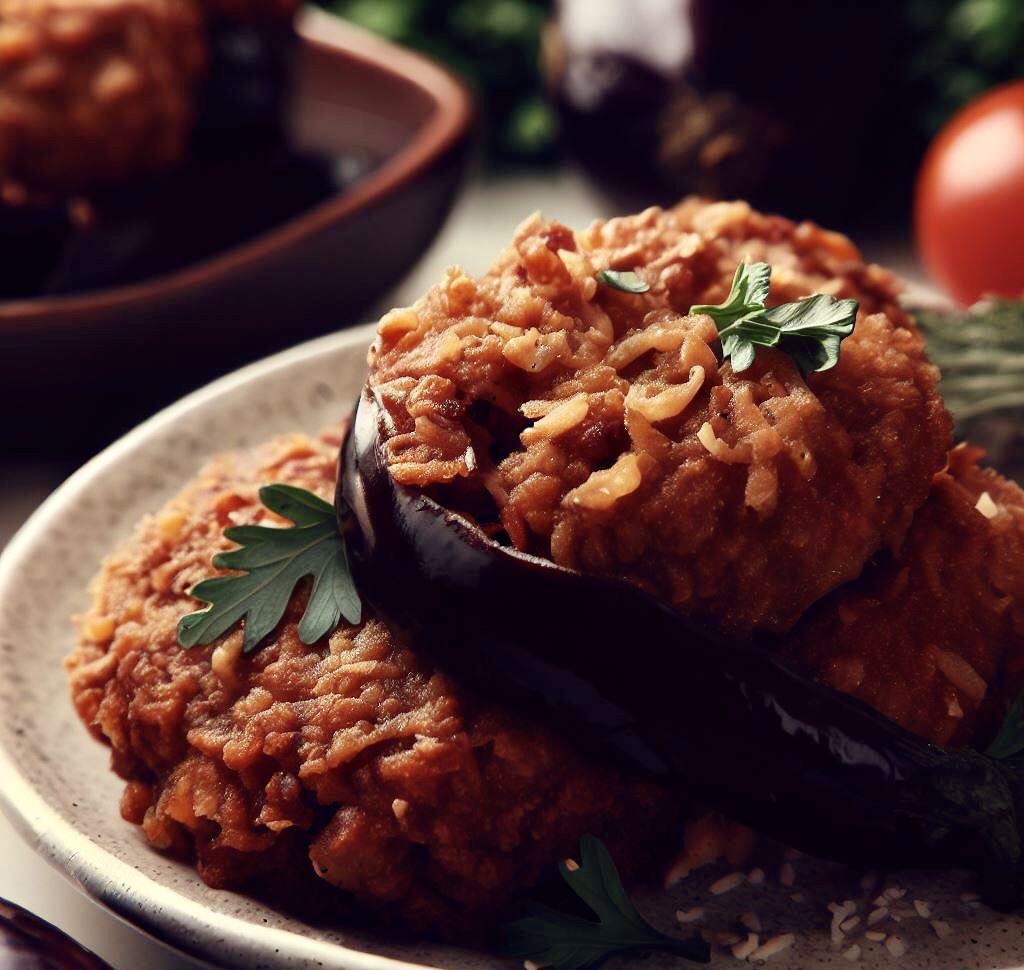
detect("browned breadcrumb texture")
[674,447,1024,877]
[0,0,206,197]
[65,429,679,938]
[790,443,1024,747]
[368,199,952,634]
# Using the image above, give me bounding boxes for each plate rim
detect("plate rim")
[0,323,455,970]
[3,293,1012,970]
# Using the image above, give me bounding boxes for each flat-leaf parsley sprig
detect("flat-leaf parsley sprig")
[503,835,710,969]
[177,484,360,653]
[690,262,858,377]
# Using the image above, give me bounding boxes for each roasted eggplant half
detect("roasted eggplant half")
[0,898,111,970]
[339,383,1024,909]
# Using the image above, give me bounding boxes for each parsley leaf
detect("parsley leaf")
[691,261,771,330]
[597,269,650,293]
[690,262,858,377]
[763,294,860,375]
[987,691,1024,761]
[503,835,710,969]
[177,484,361,654]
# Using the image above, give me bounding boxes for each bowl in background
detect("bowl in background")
[0,8,472,459]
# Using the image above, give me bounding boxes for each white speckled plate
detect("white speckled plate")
[1,324,1022,970]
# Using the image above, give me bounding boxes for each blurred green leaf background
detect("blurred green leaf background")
[908,0,1024,136]
[319,0,1023,166]
[322,0,555,159]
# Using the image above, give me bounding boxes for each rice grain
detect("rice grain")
[976,491,999,518]
[867,907,889,926]
[830,902,855,948]
[732,933,759,960]
[885,935,907,958]
[664,859,691,889]
[751,933,795,961]
[711,872,746,896]
[930,920,952,939]
[740,912,762,933]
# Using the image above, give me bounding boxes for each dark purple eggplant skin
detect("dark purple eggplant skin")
[0,898,112,970]
[545,0,908,227]
[339,384,1024,907]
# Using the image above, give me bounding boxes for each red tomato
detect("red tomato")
[915,81,1024,306]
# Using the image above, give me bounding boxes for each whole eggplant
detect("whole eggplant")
[339,384,1024,908]
[0,898,112,970]
[544,0,907,226]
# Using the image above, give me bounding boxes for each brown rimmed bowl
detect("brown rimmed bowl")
[0,7,472,458]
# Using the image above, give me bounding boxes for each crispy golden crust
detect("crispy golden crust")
[789,444,1024,747]
[0,0,206,196]
[369,199,952,634]
[65,429,679,938]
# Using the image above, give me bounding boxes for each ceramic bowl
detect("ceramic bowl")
[0,9,472,458]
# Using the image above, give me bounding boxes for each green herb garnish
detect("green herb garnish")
[691,262,858,376]
[177,484,360,654]
[914,298,1024,482]
[987,692,1024,761]
[915,299,1024,423]
[597,269,651,294]
[503,835,710,969]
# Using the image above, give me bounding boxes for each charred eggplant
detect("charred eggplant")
[0,898,111,970]
[339,384,1024,908]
